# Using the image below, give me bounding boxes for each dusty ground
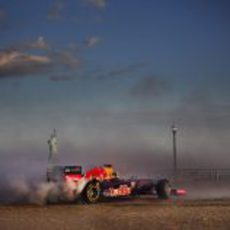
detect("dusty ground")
[0,198,230,230]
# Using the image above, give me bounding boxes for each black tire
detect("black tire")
[81,180,101,204]
[156,179,171,199]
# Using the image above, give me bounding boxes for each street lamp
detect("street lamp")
[171,124,178,173]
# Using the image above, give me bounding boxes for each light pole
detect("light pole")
[171,124,178,173]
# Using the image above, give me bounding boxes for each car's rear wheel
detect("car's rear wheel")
[82,180,101,204]
[156,179,171,199]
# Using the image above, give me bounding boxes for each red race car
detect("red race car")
[47,164,186,204]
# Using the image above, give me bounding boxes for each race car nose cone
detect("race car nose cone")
[171,188,187,196]
[176,189,187,196]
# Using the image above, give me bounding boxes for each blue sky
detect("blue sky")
[0,0,230,173]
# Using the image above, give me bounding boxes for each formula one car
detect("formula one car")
[47,164,186,204]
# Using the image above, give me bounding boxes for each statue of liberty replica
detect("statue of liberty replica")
[47,129,61,182]
[47,129,58,167]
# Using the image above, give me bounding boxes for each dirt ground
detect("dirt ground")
[0,198,230,230]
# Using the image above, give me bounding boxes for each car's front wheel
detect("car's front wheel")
[156,179,171,199]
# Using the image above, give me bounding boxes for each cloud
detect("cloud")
[84,36,101,48]
[6,37,50,52]
[107,63,147,78]
[95,63,147,79]
[0,48,80,78]
[129,76,170,98]
[0,35,82,79]
[0,51,52,78]
[85,0,108,9]
[24,36,49,50]
[50,50,81,69]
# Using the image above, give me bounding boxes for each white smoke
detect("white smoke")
[7,178,31,203]
[0,177,82,205]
